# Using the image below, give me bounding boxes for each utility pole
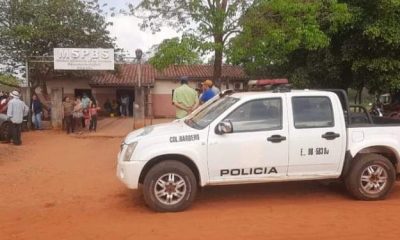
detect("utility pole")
[133,49,145,129]
[26,59,32,129]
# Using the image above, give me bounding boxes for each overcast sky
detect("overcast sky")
[100,0,180,58]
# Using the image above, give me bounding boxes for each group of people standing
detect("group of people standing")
[62,94,100,134]
[2,90,51,145]
[172,76,220,119]
[1,90,29,145]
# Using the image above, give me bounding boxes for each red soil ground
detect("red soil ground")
[1,131,400,240]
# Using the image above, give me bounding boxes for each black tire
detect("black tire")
[0,121,10,141]
[345,154,396,200]
[143,160,197,212]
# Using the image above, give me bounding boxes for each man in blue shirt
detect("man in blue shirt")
[200,80,216,103]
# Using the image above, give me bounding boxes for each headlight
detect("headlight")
[123,142,138,162]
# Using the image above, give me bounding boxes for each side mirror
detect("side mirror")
[215,120,233,135]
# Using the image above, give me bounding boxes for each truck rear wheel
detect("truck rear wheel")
[143,160,197,212]
[345,154,395,200]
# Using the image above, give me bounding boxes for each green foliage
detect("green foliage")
[340,0,400,94]
[0,0,115,92]
[228,0,350,77]
[148,37,202,70]
[0,73,20,87]
[228,0,400,98]
[131,0,253,80]
[0,0,114,69]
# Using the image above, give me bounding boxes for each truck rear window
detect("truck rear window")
[292,96,334,128]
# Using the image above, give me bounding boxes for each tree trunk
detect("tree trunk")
[212,0,227,88]
[50,87,63,129]
[358,86,363,105]
[213,47,223,87]
[354,91,358,105]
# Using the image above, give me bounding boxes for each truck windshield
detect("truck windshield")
[185,97,239,129]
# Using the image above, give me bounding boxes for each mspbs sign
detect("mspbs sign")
[54,48,114,70]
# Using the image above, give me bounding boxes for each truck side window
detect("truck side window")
[225,98,282,132]
[292,97,334,128]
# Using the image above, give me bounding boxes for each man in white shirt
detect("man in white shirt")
[6,90,29,145]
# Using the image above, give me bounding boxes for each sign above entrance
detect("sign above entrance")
[54,48,114,70]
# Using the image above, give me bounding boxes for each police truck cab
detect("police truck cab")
[117,81,400,212]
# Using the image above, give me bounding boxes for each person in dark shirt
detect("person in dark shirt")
[103,99,112,116]
[62,96,74,134]
[31,94,43,130]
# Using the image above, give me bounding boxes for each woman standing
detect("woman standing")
[89,102,100,132]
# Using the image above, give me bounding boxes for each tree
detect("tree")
[0,0,115,94]
[339,0,400,100]
[130,0,254,85]
[148,37,202,70]
[0,73,20,87]
[227,0,351,88]
[229,0,400,103]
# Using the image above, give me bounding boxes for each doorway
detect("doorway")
[116,89,135,117]
[74,89,92,100]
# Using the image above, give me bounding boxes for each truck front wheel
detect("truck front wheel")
[345,154,396,200]
[143,160,197,212]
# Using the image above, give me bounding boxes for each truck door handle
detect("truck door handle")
[322,132,340,140]
[267,135,286,143]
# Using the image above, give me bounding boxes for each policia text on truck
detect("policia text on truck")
[220,167,278,176]
[117,81,400,212]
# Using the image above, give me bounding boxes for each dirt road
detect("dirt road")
[1,131,400,240]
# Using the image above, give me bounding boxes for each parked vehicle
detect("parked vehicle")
[378,92,400,118]
[0,113,10,141]
[367,99,384,118]
[117,86,400,212]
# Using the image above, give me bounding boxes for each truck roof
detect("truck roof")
[230,89,329,99]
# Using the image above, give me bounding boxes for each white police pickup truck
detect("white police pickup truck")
[117,88,400,212]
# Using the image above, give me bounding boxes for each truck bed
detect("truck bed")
[349,112,400,126]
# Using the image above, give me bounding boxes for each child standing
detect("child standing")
[83,108,90,130]
[89,103,100,132]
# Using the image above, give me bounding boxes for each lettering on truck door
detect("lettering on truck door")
[207,96,289,182]
[287,94,346,176]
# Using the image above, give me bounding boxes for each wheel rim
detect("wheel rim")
[360,164,388,194]
[154,173,187,205]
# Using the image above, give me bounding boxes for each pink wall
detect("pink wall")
[152,94,176,118]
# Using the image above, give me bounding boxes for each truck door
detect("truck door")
[207,96,289,182]
[287,95,346,176]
